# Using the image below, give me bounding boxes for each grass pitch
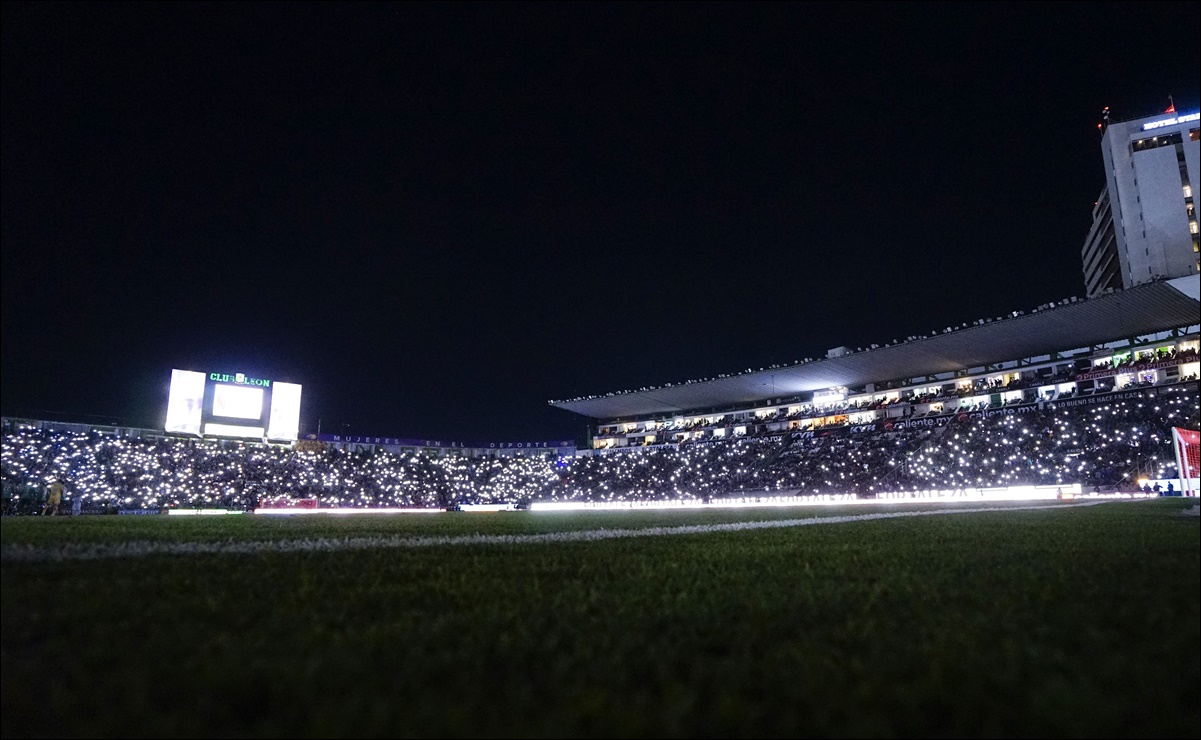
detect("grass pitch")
[2,499,1198,738]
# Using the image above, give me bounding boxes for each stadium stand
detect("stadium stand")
[3,276,1198,512]
[3,383,1196,512]
[549,276,1200,424]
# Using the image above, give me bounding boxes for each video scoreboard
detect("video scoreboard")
[165,369,302,441]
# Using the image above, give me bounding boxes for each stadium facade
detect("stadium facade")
[550,275,1200,451]
[1082,107,1200,297]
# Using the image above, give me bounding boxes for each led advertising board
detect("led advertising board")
[165,369,302,441]
[165,369,206,434]
[267,382,303,441]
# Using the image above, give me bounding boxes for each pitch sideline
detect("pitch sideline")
[0,500,1131,564]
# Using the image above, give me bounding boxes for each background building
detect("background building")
[1083,106,1200,296]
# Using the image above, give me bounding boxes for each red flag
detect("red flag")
[1166,95,1176,114]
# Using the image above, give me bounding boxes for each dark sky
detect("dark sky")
[2,2,1198,443]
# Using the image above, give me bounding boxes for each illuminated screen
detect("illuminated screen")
[267,382,302,441]
[165,369,206,434]
[165,368,302,440]
[213,384,264,420]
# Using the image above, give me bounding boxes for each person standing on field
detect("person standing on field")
[42,479,64,516]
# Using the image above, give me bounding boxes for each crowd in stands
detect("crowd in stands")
[764,390,1196,495]
[601,361,1198,441]
[1,431,562,513]
[3,385,1196,513]
[578,344,1199,435]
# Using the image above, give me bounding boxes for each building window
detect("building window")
[1132,132,1182,152]
[1192,128,1200,142]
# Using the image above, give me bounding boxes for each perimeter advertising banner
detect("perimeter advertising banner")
[166,369,302,441]
[315,434,575,451]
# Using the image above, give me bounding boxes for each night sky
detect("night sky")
[2,2,1198,443]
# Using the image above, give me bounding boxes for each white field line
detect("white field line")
[1,500,1117,564]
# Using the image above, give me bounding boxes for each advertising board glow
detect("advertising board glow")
[204,423,266,438]
[165,369,206,434]
[267,382,302,441]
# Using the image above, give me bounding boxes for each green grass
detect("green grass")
[0,499,1116,545]
[2,499,1198,738]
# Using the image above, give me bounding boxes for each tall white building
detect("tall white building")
[1082,107,1200,297]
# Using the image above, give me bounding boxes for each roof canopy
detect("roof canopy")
[550,276,1201,420]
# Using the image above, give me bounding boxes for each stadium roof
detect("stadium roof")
[550,275,1201,420]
